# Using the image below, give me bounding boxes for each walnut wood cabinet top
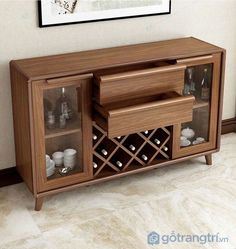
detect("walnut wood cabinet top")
[11,37,224,81]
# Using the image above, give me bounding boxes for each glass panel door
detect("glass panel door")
[43,85,83,180]
[32,75,93,192]
[170,54,221,159]
[181,64,213,148]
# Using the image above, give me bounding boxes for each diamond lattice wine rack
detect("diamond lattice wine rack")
[92,123,172,178]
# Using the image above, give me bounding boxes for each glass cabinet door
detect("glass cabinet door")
[44,85,83,177]
[181,63,213,146]
[32,75,93,192]
[173,54,221,158]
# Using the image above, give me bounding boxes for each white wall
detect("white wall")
[0,0,236,170]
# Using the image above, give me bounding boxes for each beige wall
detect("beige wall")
[0,0,236,170]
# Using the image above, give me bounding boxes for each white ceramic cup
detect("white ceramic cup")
[52,151,64,167]
[45,154,51,168]
[64,149,77,169]
[46,159,55,177]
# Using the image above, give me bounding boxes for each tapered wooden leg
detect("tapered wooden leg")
[205,154,212,166]
[35,197,44,211]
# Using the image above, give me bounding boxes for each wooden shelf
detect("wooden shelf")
[45,120,81,139]
[193,100,209,109]
[47,165,83,180]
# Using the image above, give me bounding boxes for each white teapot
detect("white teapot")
[181,127,195,139]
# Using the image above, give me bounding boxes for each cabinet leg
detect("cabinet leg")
[35,197,44,211]
[205,154,212,166]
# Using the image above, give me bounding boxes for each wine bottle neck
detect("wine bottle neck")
[61,88,66,97]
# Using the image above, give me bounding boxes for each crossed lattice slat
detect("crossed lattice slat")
[92,123,171,177]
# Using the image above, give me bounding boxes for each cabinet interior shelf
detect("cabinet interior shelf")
[45,120,81,139]
[47,166,83,180]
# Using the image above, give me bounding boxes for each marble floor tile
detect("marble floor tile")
[0,185,41,245]
[0,235,54,249]
[0,134,236,249]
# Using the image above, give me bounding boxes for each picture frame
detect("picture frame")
[38,0,171,28]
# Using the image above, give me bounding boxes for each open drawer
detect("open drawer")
[94,64,186,105]
[94,92,195,138]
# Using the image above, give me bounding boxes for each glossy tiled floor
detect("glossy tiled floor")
[0,134,236,249]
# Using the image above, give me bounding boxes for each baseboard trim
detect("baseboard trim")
[0,118,235,188]
[221,118,236,134]
[0,167,22,188]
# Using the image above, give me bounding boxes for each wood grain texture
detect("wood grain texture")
[205,154,213,165]
[95,92,194,138]
[10,63,34,192]
[35,197,44,211]
[95,64,186,104]
[12,37,223,81]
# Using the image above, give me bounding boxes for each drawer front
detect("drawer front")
[95,92,195,138]
[95,64,186,105]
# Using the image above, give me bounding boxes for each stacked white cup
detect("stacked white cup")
[52,152,64,167]
[46,155,51,168]
[63,149,77,169]
[45,155,55,177]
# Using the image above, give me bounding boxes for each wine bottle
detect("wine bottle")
[163,146,168,152]
[186,68,196,95]
[154,138,161,145]
[93,162,98,169]
[129,144,136,151]
[144,130,149,135]
[92,134,98,140]
[101,149,108,156]
[201,68,210,100]
[117,136,121,139]
[141,154,148,161]
[115,160,123,168]
[55,87,74,120]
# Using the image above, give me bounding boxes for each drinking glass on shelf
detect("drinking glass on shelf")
[46,111,56,129]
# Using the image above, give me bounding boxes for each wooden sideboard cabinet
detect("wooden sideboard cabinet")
[10,37,225,211]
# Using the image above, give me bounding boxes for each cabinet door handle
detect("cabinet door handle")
[176,55,213,64]
[46,73,93,85]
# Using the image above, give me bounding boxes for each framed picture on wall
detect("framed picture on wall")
[38,0,171,27]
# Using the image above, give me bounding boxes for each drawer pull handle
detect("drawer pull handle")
[98,64,186,82]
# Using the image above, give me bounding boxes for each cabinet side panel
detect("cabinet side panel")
[217,51,226,149]
[10,63,33,193]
